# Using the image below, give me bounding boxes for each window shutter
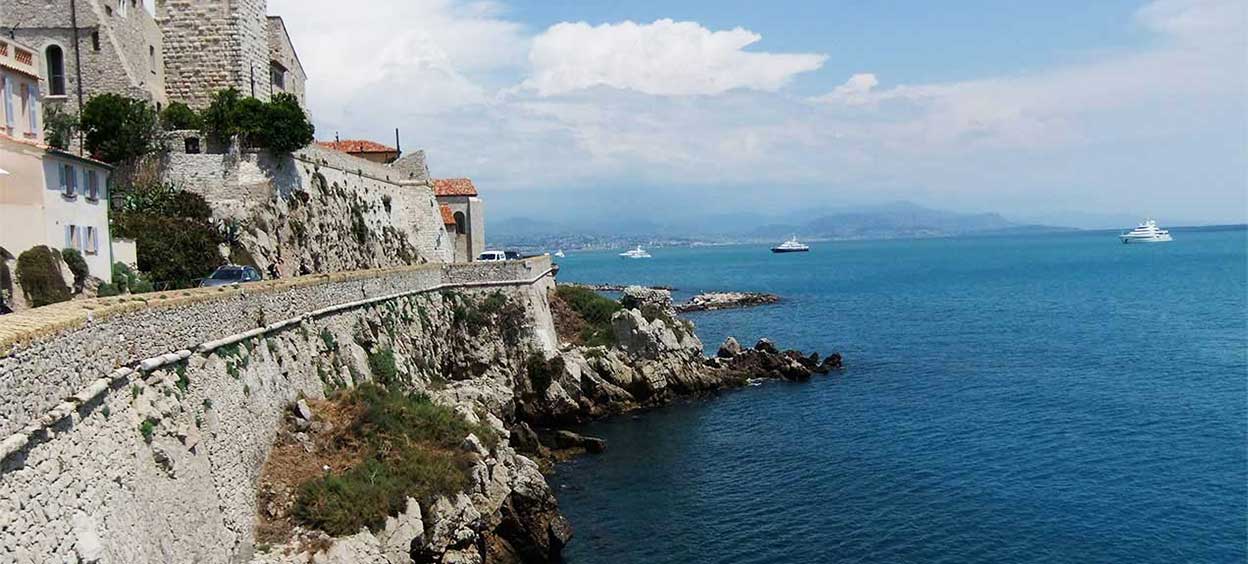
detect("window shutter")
[2,75,12,129]
[27,83,37,132]
[58,162,67,191]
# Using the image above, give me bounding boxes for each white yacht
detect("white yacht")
[1120,219,1173,244]
[554,250,566,258]
[619,246,652,259]
[771,237,810,253]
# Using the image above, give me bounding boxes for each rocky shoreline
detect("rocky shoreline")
[674,291,781,312]
[248,283,839,563]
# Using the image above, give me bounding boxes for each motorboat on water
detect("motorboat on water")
[554,250,566,258]
[1120,219,1173,243]
[771,237,810,253]
[619,246,652,259]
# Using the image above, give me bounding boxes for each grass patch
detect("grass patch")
[367,348,398,386]
[289,384,497,536]
[139,418,158,443]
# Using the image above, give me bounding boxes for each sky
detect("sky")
[268,0,1247,228]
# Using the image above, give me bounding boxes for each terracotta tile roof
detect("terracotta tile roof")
[432,178,478,197]
[317,139,398,154]
[439,204,457,225]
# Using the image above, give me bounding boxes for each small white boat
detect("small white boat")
[619,246,652,259]
[554,250,566,258]
[771,237,810,253]
[1120,219,1173,243]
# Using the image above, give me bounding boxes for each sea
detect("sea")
[547,227,1247,564]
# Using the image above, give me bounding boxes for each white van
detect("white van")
[476,251,507,262]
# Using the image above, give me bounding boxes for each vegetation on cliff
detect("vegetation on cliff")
[551,285,621,346]
[201,88,314,153]
[79,93,159,164]
[111,184,225,289]
[267,383,497,537]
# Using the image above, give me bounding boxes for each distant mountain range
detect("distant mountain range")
[488,201,1077,251]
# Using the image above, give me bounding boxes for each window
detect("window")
[453,211,467,235]
[85,226,98,255]
[91,31,100,52]
[26,83,37,134]
[86,170,99,200]
[45,45,66,96]
[65,225,80,250]
[60,163,77,197]
[118,0,127,17]
[270,63,286,90]
[148,46,155,71]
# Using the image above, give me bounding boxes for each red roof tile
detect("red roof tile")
[432,178,478,197]
[317,139,398,154]
[439,204,457,225]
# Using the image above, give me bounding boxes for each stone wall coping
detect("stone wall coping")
[0,257,550,355]
[0,257,555,466]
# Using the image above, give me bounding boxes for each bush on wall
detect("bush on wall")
[79,93,159,164]
[200,88,314,153]
[159,101,202,131]
[15,246,71,307]
[111,214,224,289]
[60,248,89,288]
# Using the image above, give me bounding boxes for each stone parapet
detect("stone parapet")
[0,257,553,441]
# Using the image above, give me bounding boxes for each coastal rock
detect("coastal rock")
[619,285,674,313]
[552,430,607,454]
[754,338,779,355]
[718,337,742,358]
[675,292,781,313]
[509,422,542,455]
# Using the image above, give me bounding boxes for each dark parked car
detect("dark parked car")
[200,265,262,287]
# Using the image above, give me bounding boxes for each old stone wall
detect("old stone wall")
[160,143,452,276]
[0,257,556,563]
[157,0,271,108]
[266,16,305,107]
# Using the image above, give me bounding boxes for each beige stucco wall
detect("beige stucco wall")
[0,137,49,258]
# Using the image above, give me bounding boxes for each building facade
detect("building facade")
[0,37,115,280]
[1,0,168,115]
[432,178,485,263]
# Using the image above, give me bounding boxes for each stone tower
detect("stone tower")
[156,0,272,108]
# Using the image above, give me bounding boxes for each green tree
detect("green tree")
[43,105,78,150]
[263,93,315,153]
[15,247,71,307]
[159,101,202,130]
[79,94,158,163]
[201,88,243,143]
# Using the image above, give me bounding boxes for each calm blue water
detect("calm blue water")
[548,229,1248,564]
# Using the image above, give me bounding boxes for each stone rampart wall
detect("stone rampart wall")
[0,256,551,440]
[0,256,555,563]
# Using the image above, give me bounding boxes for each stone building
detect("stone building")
[432,178,485,262]
[317,139,400,164]
[0,37,119,281]
[157,0,306,109]
[0,0,168,116]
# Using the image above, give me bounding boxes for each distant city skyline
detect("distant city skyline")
[271,0,1248,226]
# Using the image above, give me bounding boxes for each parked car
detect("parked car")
[200,265,262,287]
[476,251,507,262]
[503,250,522,260]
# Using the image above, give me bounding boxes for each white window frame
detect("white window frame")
[119,0,127,18]
[65,224,79,250]
[85,226,98,255]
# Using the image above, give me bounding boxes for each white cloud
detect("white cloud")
[523,19,827,96]
[265,0,1246,223]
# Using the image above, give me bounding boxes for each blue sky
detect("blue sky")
[270,0,1246,228]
